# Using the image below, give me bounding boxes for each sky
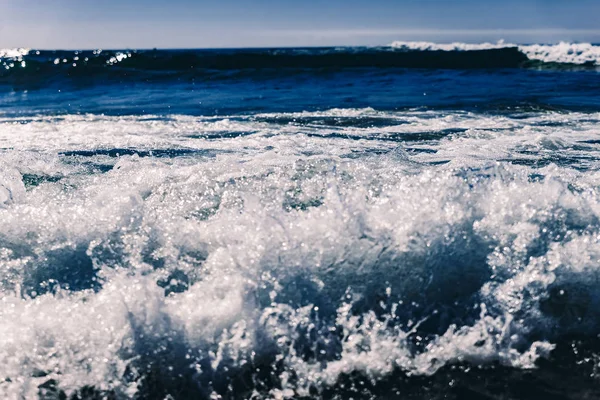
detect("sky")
[1,0,600,49]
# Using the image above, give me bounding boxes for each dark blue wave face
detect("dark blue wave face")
[1,47,599,117]
[2,68,600,117]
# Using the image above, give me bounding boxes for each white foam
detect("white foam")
[0,166,25,207]
[520,42,600,65]
[1,109,600,396]
[0,48,29,60]
[0,48,30,71]
[390,40,512,52]
[390,41,600,65]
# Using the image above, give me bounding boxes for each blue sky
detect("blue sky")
[1,0,599,49]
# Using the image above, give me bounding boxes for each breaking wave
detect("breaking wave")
[2,108,600,398]
[391,41,600,66]
[520,42,600,65]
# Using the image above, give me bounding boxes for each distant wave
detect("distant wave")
[0,43,598,88]
[390,40,512,52]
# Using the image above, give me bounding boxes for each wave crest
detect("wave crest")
[521,42,600,65]
[390,40,512,52]
[391,40,600,66]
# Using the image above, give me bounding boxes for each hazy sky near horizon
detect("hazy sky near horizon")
[1,0,600,49]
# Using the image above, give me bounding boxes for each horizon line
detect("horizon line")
[4,28,600,51]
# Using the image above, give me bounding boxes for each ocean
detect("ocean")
[1,42,600,399]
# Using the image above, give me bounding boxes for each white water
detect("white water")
[1,109,600,397]
[390,41,600,65]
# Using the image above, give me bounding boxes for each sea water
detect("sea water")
[1,43,600,399]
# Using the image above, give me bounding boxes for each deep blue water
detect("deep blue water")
[1,45,600,399]
[1,47,600,117]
